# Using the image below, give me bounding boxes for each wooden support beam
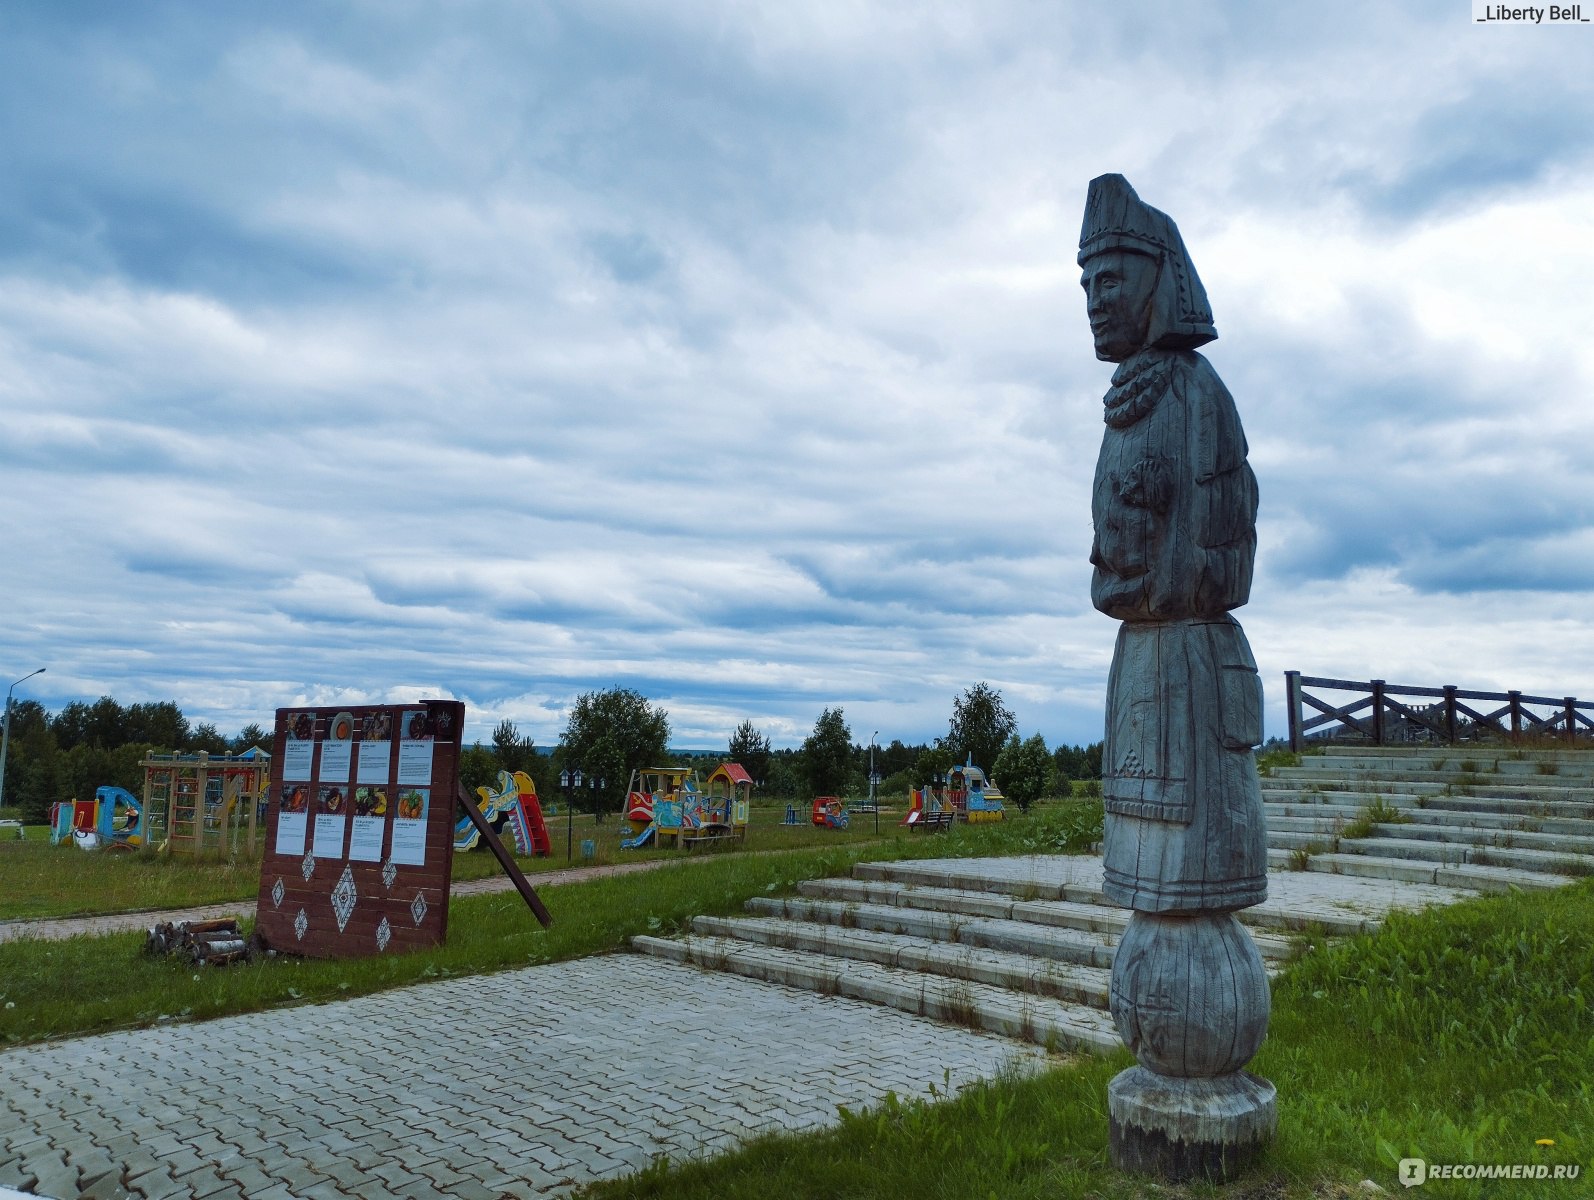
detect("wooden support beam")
[457,782,552,928]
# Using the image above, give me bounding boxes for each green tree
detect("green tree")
[559,688,670,823]
[491,719,537,778]
[187,722,230,755]
[994,732,1050,814]
[458,741,499,796]
[910,742,955,788]
[233,723,270,753]
[947,682,1017,772]
[127,701,189,749]
[800,707,853,796]
[727,719,772,789]
[1053,741,1104,782]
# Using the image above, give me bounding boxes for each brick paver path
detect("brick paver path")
[1,954,1044,1199]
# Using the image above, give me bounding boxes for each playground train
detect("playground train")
[900,755,1007,827]
[621,762,751,850]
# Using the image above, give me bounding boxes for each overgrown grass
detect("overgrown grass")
[0,800,1105,1045]
[580,881,1594,1199]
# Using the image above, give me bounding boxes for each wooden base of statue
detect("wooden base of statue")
[1108,1067,1276,1182]
[1107,910,1275,1181]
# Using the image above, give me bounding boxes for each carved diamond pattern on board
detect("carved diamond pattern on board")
[410,891,428,927]
[1116,750,1150,778]
[301,852,316,881]
[331,865,357,934]
[376,916,392,953]
[382,858,397,890]
[271,877,285,908]
[293,908,308,941]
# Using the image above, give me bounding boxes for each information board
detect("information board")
[254,700,463,958]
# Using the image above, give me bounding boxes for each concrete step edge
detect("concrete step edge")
[690,915,1116,1007]
[631,934,1121,1053]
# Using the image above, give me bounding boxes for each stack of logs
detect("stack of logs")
[145,918,252,966]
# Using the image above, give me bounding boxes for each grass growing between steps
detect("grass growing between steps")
[0,802,1106,1046]
[579,881,1594,1200]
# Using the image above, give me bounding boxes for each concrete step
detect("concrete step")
[744,895,1122,969]
[797,877,1127,934]
[1264,801,1594,838]
[1266,847,1571,892]
[1299,752,1594,778]
[1262,787,1594,820]
[1265,814,1594,856]
[689,914,1116,1007]
[1268,767,1594,797]
[630,933,1123,1053]
[1333,835,1594,876]
[847,860,1388,937]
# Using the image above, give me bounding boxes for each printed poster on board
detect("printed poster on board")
[348,785,387,862]
[281,711,315,782]
[389,787,429,866]
[312,785,349,858]
[319,710,355,782]
[275,784,310,856]
[396,709,435,785]
[356,710,394,784]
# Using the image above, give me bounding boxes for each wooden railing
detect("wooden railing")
[1284,672,1594,752]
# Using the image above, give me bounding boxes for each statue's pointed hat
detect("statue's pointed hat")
[1078,173,1216,350]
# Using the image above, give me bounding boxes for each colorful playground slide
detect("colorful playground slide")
[620,824,656,850]
[454,770,550,855]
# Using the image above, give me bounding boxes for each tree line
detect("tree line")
[0,686,1105,826]
[0,696,272,824]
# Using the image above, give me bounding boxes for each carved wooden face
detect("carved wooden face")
[1080,249,1159,362]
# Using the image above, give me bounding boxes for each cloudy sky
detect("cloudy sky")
[2,1,1592,753]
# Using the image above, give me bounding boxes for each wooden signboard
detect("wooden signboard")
[254,700,463,958]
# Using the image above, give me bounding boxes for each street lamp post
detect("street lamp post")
[560,767,581,861]
[869,731,879,835]
[0,667,46,813]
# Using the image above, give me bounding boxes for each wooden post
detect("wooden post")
[245,765,258,855]
[1370,680,1385,746]
[1285,672,1303,753]
[1565,698,1577,743]
[1443,686,1458,745]
[1509,691,1523,738]
[194,754,209,855]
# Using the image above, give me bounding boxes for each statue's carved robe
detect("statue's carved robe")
[1090,348,1267,913]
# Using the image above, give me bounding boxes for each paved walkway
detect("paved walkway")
[0,861,675,946]
[1,954,1042,1200]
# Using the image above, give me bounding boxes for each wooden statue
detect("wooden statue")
[1080,174,1275,1180]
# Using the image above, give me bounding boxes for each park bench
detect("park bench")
[911,810,955,833]
[0,819,22,840]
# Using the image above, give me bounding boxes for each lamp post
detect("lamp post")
[868,731,879,834]
[0,667,45,812]
[559,767,581,861]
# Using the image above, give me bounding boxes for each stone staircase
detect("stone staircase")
[631,851,1497,1054]
[632,747,1590,1052]
[1261,745,1594,889]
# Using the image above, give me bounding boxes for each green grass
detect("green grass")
[576,881,1594,1199]
[0,800,1105,1046]
[0,807,916,922]
[0,798,1102,923]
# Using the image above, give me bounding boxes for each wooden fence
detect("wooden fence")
[1284,672,1594,752]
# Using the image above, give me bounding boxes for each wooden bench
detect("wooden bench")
[682,824,736,851]
[911,810,956,833]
